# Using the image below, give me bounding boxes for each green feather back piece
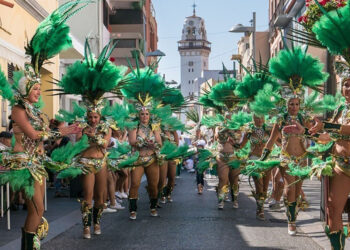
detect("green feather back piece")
[108,142,132,159]
[249,84,281,116]
[228,160,241,169]
[162,87,185,109]
[57,167,83,179]
[58,39,127,102]
[160,140,177,155]
[25,1,90,73]
[121,67,165,102]
[185,109,200,124]
[201,114,225,128]
[235,141,251,159]
[118,152,140,169]
[199,94,223,113]
[208,78,239,109]
[269,46,329,89]
[51,135,89,164]
[0,67,14,102]
[102,102,138,130]
[235,72,279,101]
[56,102,86,123]
[242,159,280,177]
[304,91,343,115]
[308,141,334,155]
[227,111,252,130]
[162,116,186,131]
[312,3,350,56]
[310,157,334,178]
[287,163,312,179]
[166,145,190,160]
[0,169,34,198]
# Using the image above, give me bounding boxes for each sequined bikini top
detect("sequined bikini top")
[217,127,240,145]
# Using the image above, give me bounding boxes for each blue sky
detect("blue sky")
[152,0,269,83]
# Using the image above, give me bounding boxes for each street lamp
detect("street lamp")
[145,49,166,72]
[229,12,256,68]
[145,49,166,57]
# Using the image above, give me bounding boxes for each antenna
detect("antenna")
[192,1,197,16]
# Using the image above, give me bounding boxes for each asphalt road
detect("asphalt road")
[42,172,322,250]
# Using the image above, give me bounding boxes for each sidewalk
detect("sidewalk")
[0,187,80,250]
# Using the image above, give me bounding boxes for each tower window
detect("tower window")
[188,61,194,66]
[188,68,191,72]
[192,68,194,72]
[188,80,191,84]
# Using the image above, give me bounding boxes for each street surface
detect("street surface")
[40,172,324,250]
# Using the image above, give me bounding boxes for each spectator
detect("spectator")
[195,140,206,194]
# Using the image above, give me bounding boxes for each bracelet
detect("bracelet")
[39,130,62,141]
[323,122,341,132]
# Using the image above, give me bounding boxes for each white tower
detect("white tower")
[178,5,211,117]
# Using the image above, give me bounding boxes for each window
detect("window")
[109,9,143,24]
[192,68,194,72]
[188,61,194,66]
[188,68,191,72]
[192,28,196,35]
[246,43,250,50]
[188,80,191,84]
[115,39,136,48]
[189,42,193,47]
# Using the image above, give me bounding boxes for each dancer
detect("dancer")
[54,39,129,239]
[255,46,329,235]
[200,75,244,209]
[0,2,86,248]
[297,1,350,248]
[240,115,272,220]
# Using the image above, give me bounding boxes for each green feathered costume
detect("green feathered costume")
[0,1,89,199]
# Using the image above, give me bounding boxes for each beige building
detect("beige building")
[0,0,60,130]
[233,31,270,79]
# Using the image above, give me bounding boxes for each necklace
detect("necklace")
[139,123,151,137]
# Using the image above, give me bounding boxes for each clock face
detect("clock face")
[189,20,194,26]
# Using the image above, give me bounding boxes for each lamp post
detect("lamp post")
[229,12,256,70]
[145,49,166,72]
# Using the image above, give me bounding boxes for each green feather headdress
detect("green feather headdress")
[161,87,185,111]
[0,1,89,104]
[269,45,329,98]
[312,2,350,61]
[57,39,127,113]
[121,51,165,112]
[234,71,279,103]
[208,78,240,110]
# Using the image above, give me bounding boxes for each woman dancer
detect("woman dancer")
[257,46,328,235]
[55,39,128,239]
[0,3,86,249]
[240,115,271,220]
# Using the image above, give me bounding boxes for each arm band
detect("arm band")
[260,148,271,161]
[323,122,341,131]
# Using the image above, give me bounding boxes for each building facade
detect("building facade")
[0,0,60,131]
[234,31,270,79]
[108,0,158,67]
